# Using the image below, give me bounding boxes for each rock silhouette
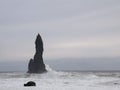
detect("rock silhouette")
[28,34,47,73]
[24,81,36,86]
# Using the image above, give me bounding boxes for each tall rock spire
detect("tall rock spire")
[28,34,47,73]
[35,34,43,54]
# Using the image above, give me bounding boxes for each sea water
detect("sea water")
[0,65,120,90]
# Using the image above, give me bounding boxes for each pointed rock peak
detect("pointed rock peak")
[36,33,40,38]
[36,33,42,40]
[36,33,42,42]
[37,33,40,36]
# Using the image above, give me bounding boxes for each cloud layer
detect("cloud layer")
[0,0,120,61]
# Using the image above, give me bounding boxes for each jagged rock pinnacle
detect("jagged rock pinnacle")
[28,34,47,73]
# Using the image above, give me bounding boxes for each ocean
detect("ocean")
[0,65,120,90]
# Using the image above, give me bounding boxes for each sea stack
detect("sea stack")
[28,34,47,73]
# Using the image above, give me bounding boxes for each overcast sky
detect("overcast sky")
[0,0,120,71]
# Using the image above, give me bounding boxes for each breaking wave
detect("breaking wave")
[0,65,120,90]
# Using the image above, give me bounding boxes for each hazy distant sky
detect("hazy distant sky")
[0,0,120,71]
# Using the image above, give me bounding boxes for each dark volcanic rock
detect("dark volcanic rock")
[28,34,47,73]
[24,81,36,86]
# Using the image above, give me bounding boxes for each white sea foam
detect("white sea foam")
[0,65,120,90]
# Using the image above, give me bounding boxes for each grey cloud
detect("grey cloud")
[0,0,120,63]
[0,0,120,24]
[0,0,120,71]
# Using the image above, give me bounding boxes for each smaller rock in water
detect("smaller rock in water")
[24,81,36,87]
